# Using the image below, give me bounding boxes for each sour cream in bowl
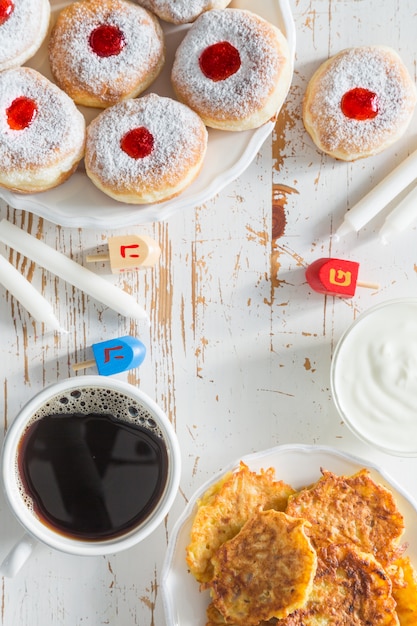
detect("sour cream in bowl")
[331,298,417,456]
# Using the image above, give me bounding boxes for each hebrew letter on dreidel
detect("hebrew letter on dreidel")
[329,268,352,287]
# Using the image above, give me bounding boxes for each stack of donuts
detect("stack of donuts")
[0,0,293,204]
[1,1,416,204]
[0,0,85,193]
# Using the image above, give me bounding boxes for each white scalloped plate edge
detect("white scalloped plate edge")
[0,0,296,229]
[161,443,417,626]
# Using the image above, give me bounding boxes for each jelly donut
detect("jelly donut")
[0,67,86,194]
[303,46,417,161]
[48,0,165,109]
[134,0,232,24]
[171,9,292,131]
[84,93,208,204]
[0,0,50,71]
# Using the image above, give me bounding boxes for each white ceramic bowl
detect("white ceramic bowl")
[331,298,417,456]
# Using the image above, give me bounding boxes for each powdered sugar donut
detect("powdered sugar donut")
[0,67,86,193]
[49,0,165,109]
[303,46,417,161]
[0,0,50,71]
[134,0,231,24]
[85,93,208,204]
[171,9,292,131]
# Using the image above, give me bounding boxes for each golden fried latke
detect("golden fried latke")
[186,462,295,583]
[205,601,277,625]
[278,543,399,625]
[389,555,417,625]
[285,469,404,567]
[207,510,317,625]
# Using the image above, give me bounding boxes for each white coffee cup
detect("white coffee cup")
[1,376,181,577]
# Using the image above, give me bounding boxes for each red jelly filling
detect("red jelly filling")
[0,0,14,26]
[89,24,125,58]
[6,96,38,130]
[120,127,154,159]
[199,41,241,82]
[340,87,379,121]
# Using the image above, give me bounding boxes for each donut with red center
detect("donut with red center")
[303,46,417,161]
[48,0,165,109]
[135,0,232,24]
[171,9,292,131]
[84,93,208,204]
[0,0,14,26]
[0,0,50,71]
[0,67,86,194]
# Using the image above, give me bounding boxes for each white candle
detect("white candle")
[335,147,417,238]
[0,220,149,322]
[0,253,63,332]
[379,184,417,244]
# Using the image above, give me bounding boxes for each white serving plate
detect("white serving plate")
[0,0,296,229]
[161,444,417,626]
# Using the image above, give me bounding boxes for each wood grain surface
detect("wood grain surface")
[2,1,417,624]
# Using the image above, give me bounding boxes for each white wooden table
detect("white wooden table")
[2,1,417,624]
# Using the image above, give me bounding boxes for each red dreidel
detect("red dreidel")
[86,234,161,274]
[72,336,146,376]
[306,258,379,298]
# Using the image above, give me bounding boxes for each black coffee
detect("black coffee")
[17,387,169,541]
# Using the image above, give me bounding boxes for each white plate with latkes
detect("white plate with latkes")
[0,0,296,229]
[161,444,417,626]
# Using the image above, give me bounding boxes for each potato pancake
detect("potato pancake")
[186,462,295,582]
[285,469,404,567]
[185,463,415,625]
[205,601,277,625]
[389,556,417,625]
[277,543,399,625]
[207,510,317,625]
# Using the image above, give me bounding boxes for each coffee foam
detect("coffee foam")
[16,385,166,517]
[27,385,163,434]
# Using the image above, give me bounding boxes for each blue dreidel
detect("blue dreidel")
[73,336,146,376]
